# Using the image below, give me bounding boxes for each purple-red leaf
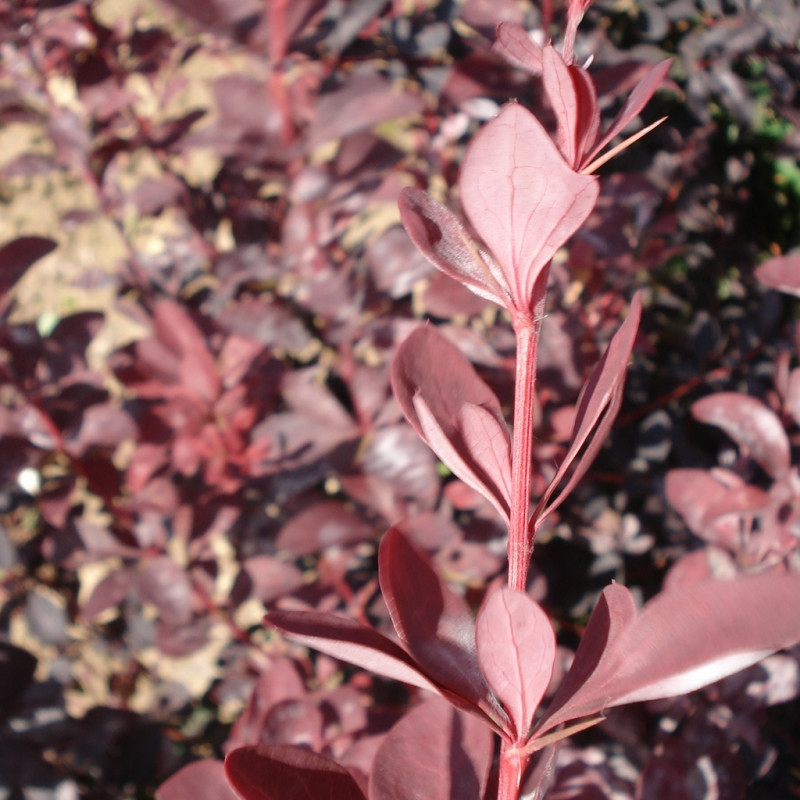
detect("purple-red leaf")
[692,393,791,478]
[665,468,737,538]
[754,253,800,297]
[536,583,636,734]
[492,22,543,75]
[541,45,599,170]
[136,555,193,626]
[156,759,238,800]
[538,571,800,735]
[392,325,512,521]
[266,608,439,694]
[398,188,510,308]
[0,236,57,298]
[275,502,373,556]
[460,102,599,310]
[589,59,672,162]
[378,527,497,720]
[152,300,220,406]
[308,73,424,150]
[370,696,494,800]
[475,587,555,740]
[225,744,366,800]
[534,292,641,531]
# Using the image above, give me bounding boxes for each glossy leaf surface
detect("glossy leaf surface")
[370,697,494,800]
[392,325,512,521]
[225,743,366,800]
[379,526,495,717]
[538,571,800,735]
[267,608,439,694]
[475,588,555,740]
[460,102,599,311]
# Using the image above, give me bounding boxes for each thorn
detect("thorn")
[581,117,668,175]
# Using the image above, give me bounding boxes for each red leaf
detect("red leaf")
[239,555,304,604]
[370,697,494,800]
[570,64,601,168]
[599,571,800,706]
[266,608,439,694]
[308,73,424,150]
[225,744,365,800]
[378,527,499,721]
[588,59,672,162]
[275,502,373,556]
[475,588,555,740]
[136,555,193,626]
[538,571,800,734]
[152,301,220,406]
[665,468,737,538]
[692,393,791,478]
[392,325,512,521]
[460,102,599,311]
[541,45,599,170]
[0,236,57,297]
[156,759,238,800]
[754,254,800,297]
[534,293,641,530]
[66,404,137,457]
[536,583,636,735]
[492,22,544,75]
[398,188,510,307]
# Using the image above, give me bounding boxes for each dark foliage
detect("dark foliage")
[1,0,799,798]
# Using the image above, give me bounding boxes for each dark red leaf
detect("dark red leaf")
[534,292,641,531]
[536,582,637,735]
[392,325,511,521]
[460,102,599,310]
[538,571,800,735]
[156,759,238,800]
[378,527,499,723]
[370,696,494,800]
[789,367,800,428]
[152,301,220,406]
[225,744,366,800]
[136,555,194,626]
[308,73,424,150]
[398,188,510,308]
[0,236,57,297]
[589,59,673,161]
[266,608,439,694]
[542,45,588,169]
[692,392,791,478]
[239,556,304,604]
[492,22,544,75]
[665,468,737,538]
[66,404,137,457]
[275,502,373,556]
[475,587,555,740]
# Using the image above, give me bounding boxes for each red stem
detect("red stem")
[498,739,531,800]
[507,311,542,591]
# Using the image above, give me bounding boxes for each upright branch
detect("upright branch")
[507,306,543,591]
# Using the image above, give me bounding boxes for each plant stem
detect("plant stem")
[507,309,542,592]
[498,739,530,800]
